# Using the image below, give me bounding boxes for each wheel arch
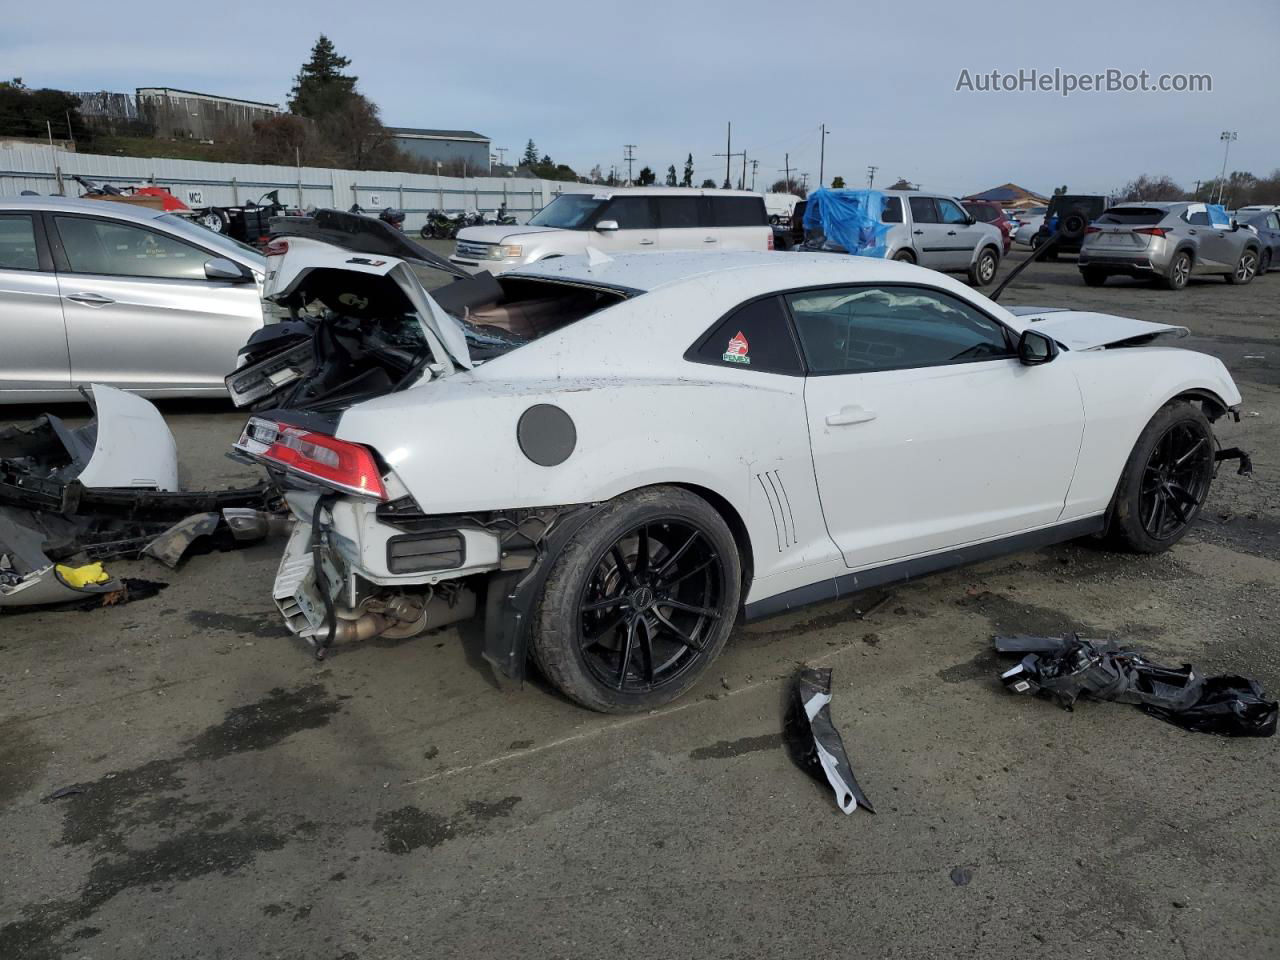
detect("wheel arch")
[1169,387,1232,422]
[670,481,756,591]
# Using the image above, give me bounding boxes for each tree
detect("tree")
[722,177,731,189]
[636,166,656,186]
[539,153,553,166]
[831,176,846,188]
[768,177,807,198]
[1052,184,1069,196]
[288,35,358,118]
[701,178,717,189]
[522,140,539,166]
[0,78,91,143]
[589,164,603,183]
[1116,174,1185,202]
[682,154,694,188]
[665,164,678,187]
[888,178,915,190]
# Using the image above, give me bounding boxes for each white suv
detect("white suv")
[449,188,771,274]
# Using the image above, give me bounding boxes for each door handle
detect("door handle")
[702,237,718,243]
[912,230,924,235]
[826,405,877,426]
[1188,229,1197,235]
[946,230,957,236]
[66,293,115,306]
[638,239,655,245]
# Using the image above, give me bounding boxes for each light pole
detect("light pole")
[1217,131,1237,204]
[818,124,829,188]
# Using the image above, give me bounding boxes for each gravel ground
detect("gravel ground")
[2,248,1277,960]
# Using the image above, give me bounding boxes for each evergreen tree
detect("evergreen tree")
[682,154,694,188]
[523,140,539,166]
[665,164,678,187]
[288,35,358,117]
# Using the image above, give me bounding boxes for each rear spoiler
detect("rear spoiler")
[269,209,471,279]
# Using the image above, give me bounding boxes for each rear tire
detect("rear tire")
[893,249,916,264]
[967,247,998,287]
[530,486,742,713]
[1161,250,1191,290]
[1226,249,1258,285]
[1108,401,1214,554]
[1080,268,1108,287]
[1260,250,1273,275]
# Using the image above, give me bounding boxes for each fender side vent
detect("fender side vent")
[756,470,797,552]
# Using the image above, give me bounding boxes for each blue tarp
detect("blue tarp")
[802,188,891,258]
[1207,204,1231,227]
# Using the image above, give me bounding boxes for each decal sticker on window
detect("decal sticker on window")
[723,331,750,365]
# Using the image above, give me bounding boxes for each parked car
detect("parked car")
[802,189,1004,287]
[1033,195,1108,258]
[1236,210,1280,274]
[1078,201,1263,289]
[449,188,771,275]
[228,211,1242,712]
[962,199,1014,253]
[1014,206,1049,247]
[0,196,266,403]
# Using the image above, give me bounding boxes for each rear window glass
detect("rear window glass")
[882,197,903,223]
[706,196,767,227]
[656,196,700,228]
[1098,208,1166,225]
[0,214,39,270]
[692,296,802,375]
[964,204,998,222]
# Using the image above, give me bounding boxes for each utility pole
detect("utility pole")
[799,172,809,191]
[495,147,508,167]
[714,120,745,190]
[740,152,748,191]
[623,144,637,185]
[779,153,791,193]
[1192,179,1202,200]
[866,165,878,189]
[819,124,829,187]
[1216,131,1236,204]
[750,159,759,191]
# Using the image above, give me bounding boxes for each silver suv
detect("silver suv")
[1078,202,1262,290]
[806,190,1004,287]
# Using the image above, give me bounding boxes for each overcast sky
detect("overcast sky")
[6,0,1277,195]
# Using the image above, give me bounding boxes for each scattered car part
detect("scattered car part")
[783,667,875,815]
[996,634,1277,737]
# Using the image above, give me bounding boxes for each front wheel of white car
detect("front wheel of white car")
[531,486,742,713]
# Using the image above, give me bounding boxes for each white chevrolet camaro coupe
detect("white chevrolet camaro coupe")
[230,212,1243,712]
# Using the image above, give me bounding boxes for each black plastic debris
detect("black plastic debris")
[784,667,875,814]
[995,634,1277,737]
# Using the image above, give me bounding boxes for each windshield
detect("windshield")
[528,194,606,229]
[159,214,265,262]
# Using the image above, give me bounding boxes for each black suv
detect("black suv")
[1033,194,1108,258]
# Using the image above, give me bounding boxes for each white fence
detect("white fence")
[0,144,602,230]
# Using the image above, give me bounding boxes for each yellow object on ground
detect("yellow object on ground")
[55,563,111,588]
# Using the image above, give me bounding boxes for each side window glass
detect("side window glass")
[0,215,40,271]
[55,217,208,279]
[601,197,653,230]
[656,197,699,228]
[1268,214,1279,231]
[692,296,802,375]
[785,285,1012,375]
[709,196,767,227]
[1188,211,1210,226]
[882,197,903,223]
[908,197,938,224]
[938,199,968,224]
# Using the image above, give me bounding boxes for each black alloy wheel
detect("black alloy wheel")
[1137,422,1214,541]
[577,519,725,694]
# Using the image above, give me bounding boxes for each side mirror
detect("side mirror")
[204,257,250,282]
[965,214,976,226]
[595,219,619,232]
[1229,218,1239,231]
[1018,329,1058,366]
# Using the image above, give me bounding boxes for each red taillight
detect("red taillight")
[767,233,775,250]
[263,238,290,257]
[1085,226,1102,234]
[236,419,387,499]
[1134,227,1169,237]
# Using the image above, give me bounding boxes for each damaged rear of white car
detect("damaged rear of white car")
[231,210,1248,713]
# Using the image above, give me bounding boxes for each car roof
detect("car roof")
[0,194,172,224]
[563,187,761,198]
[504,249,986,301]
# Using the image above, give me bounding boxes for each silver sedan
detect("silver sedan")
[0,195,266,404]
